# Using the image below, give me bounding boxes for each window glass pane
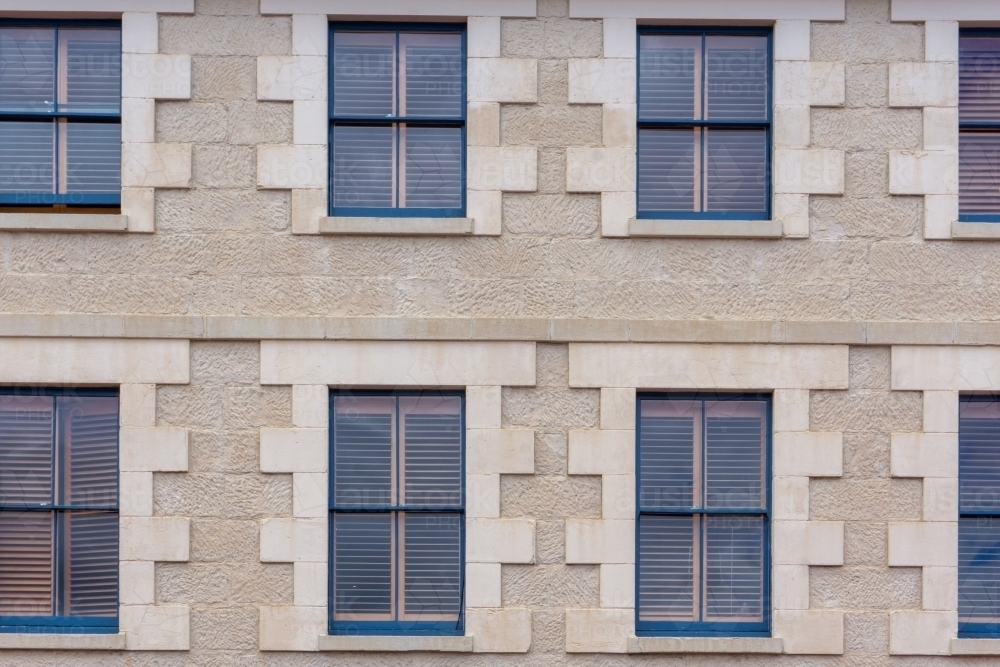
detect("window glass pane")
[705,35,768,120]
[639,399,697,509]
[332,512,393,620]
[638,514,696,622]
[63,121,121,195]
[704,400,765,510]
[639,34,699,120]
[0,396,53,506]
[400,33,463,118]
[705,128,768,214]
[960,35,1000,123]
[0,120,54,195]
[959,132,1000,216]
[401,512,461,620]
[638,128,697,212]
[59,28,120,113]
[0,27,55,112]
[402,125,462,210]
[332,31,395,117]
[400,395,462,507]
[332,124,395,209]
[960,516,1000,621]
[0,510,53,616]
[960,400,1000,513]
[65,511,117,617]
[333,396,394,507]
[62,396,118,508]
[704,515,764,621]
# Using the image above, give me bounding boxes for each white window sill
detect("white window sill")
[0,633,126,650]
[628,218,784,239]
[318,634,474,652]
[0,213,127,232]
[951,638,1000,655]
[319,217,474,236]
[951,221,1000,240]
[628,636,784,654]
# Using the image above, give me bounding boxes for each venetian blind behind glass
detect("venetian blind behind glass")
[959,399,1000,623]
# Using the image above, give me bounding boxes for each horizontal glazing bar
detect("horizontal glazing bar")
[330,506,464,512]
[638,120,771,128]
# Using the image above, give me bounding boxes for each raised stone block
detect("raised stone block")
[603,18,636,58]
[890,432,958,478]
[468,58,537,103]
[260,518,327,563]
[566,147,636,193]
[602,104,636,148]
[260,428,327,473]
[775,62,845,107]
[565,519,634,564]
[120,517,189,562]
[466,562,502,608]
[923,566,958,611]
[774,432,842,477]
[601,191,636,238]
[467,386,502,429]
[122,605,190,651]
[925,21,959,62]
[467,429,534,474]
[119,472,153,517]
[893,346,1000,391]
[122,143,192,188]
[468,102,501,147]
[469,189,503,236]
[293,561,327,607]
[257,55,326,101]
[120,427,188,472]
[774,105,810,149]
[568,59,636,105]
[600,388,636,430]
[467,473,500,519]
[122,12,158,55]
[773,476,809,521]
[122,54,191,99]
[925,195,958,240]
[889,610,956,655]
[119,561,155,606]
[257,145,328,189]
[773,564,809,610]
[122,98,155,144]
[775,193,810,238]
[0,339,189,385]
[292,385,328,428]
[600,563,634,609]
[924,390,959,433]
[291,189,326,235]
[293,472,326,518]
[468,146,538,192]
[468,16,501,58]
[293,100,328,145]
[924,107,959,152]
[259,606,324,651]
[774,20,810,61]
[774,389,810,432]
[602,475,635,520]
[120,383,156,428]
[774,610,844,655]
[889,62,958,108]
[565,608,632,653]
[773,521,844,566]
[466,518,535,563]
[774,149,844,195]
[889,151,959,195]
[292,14,327,56]
[888,522,958,567]
[568,430,633,475]
[122,187,156,233]
[467,608,532,653]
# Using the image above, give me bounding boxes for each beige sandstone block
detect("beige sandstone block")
[890,62,958,107]
[603,18,636,58]
[466,562,502,608]
[293,100,328,145]
[293,472,327,518]
[923,566,958,611]
[120,517,189,562]
[774,62,845,106]
[261,0,535,14]
[924,391,959,433]
[120,427,188,472]
[257,145,328,189]
[924,477,958,522]
[890,432,958,478]
[468,102,501,147]
[467,473,500,519]
[601,192,636,238]
[889,610,956,655]
[292,385,328,428]
[120,383,156,428]
[924,107,959,152]
[893,346,1000,391]
[122,54,191,99]
[468,146,537,192]
[629,636,783,653]
[924,195,958,240]
[889,151,959,195]
[257,55,326,101]
[468,608,532,653]
[774,20,810,61]
[122,605,190,651]
[293,562,327,607]
[600,388,636,430]
[566,147,636,193]
[467,386,502,429]
[467,518,535,563]
[122,98,155,144]
[261,341,536,387]
[926,21,959,62]
[602,474,635,519]
[468,58,537,103]
[774,149,844,195]
[467,429,534,474]
[568,430,634,475]
[565,519,634,564]
[292,14,327,56]
[774,610,843,654]
[774,432,842,477]
[122,187,156,233]
[291,189,326,235]
[774,105,810,149]
[565,608,632,653]
[0,633,125,650]
[773,564,809,610]
[468,16,501,58]
[569,343,849,390]
[773,389,810,432]
[119,472,153,517]
[468,189,503,236]
[568,59,636,105]
[119,561,155,606]
[0,339,188,384]
[600,563,634,609]
[122,143,192,188]
[261,428,327,473]
[774,193,810,238]
[260,518,327,563]
[773,521,844,566]
[888,522,958,567]
[773,476,809,521]
[603,104,636,148]
[259,606,324,651]
[951,638,1000,655]
[122,12,158,54]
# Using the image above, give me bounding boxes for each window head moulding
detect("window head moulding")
[892,0,1000,22]
[260,0,536,18]
[569,0,844,21]
[0,0,193,15]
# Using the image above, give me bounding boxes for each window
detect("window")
[0,22,121,209]
[329,24,466,218]
[0,389,118,634]
[636,393,770,637]
[959,31,1000,222]
[329,391,464,636]
[637,28,771,221]
[958,396,1000,637]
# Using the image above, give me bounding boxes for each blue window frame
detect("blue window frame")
[959,30,1000,222]
[0,20,121,208]
[636,27,771,221]
[328,391,464,636]
[958,396,1000,637]
[636,393,771,637]
[328,23,466,218]
[0,387,119,634]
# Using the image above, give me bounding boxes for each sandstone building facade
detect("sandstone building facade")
[0,0,1000,663]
